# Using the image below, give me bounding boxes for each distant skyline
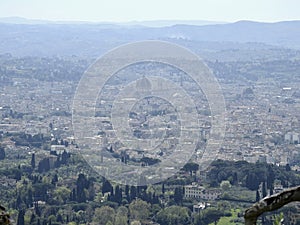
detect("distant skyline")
[0,0,300,23]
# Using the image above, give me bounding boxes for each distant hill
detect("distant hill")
[0,20,299,57]
[163,20,300,48]
[118,20,226,27]
[0,16,50,24]
[0,17,225,27]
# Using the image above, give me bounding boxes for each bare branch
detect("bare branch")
[244,185,300,225]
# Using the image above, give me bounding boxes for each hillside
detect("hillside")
[0,20,300,57]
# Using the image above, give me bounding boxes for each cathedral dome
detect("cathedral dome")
[136,76,152,91]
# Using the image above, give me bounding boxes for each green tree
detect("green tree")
[106,221,114,225]
[220,180,231,191]
[114,185,122,204]
[273,212,284,225]
[162,183,165,194]
[130,186,137,201]
[76,173,88,203]
[267,165,275,189]
[0,145,5,160]
[130,221,141,225]
[53,186,71,204]
[156,206,190,225]
[194,207,226,225]
[115,215,128,225]
[102,179,113,195]
[245,173,260,190]
[30,213,36,224]
[256,189,260,202]
[93,206,115,225]
[174,187,183,204]
[183,162,199,176]
[270,184,274,196]
[37,158,50,173]
[116,206,128,225]
[17,209,25,225]
[262,181,267,198]
[129,199,150,222]
[31,153,36,168]
[117,206,128,217]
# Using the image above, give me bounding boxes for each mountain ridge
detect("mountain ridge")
[0,20,300,57]
[0,16,226,27]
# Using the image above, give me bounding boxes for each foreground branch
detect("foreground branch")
[0,205,11,225]
[244,185,300,225]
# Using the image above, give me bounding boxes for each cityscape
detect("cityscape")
[1,11,300,225]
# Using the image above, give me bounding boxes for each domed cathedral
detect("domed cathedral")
[136,76,152,96]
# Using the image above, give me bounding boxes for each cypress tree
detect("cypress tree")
[256,189,260,202]
[17,209,25,225]
[31,153,35,168]
[262,182,267,198]
[0,145,5,160]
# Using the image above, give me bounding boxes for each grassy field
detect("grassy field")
[210,208,244,225]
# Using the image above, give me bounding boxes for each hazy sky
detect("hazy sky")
[0,0,299,22]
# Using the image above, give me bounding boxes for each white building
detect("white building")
[50,145,65,153]
[193,202,208,213]
[285,132,299,144]
[184,183,221,200]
